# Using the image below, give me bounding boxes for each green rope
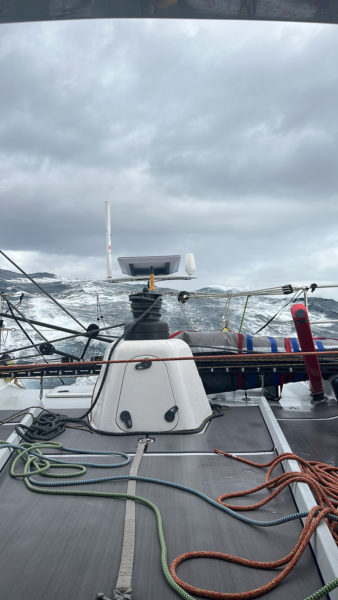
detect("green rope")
[3,440,338,600]
[7,441,195,600]
[304,577,338,600]
[239,295,250,333]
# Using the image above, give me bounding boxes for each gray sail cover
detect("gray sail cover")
[174,330,338,354]
[0,0,337,25]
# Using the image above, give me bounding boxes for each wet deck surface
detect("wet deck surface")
[0,451,324,600]
[0,401,335,600]
[277,418,338,465]
[270,400,338,465]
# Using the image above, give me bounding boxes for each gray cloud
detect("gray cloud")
[1,19,338,293]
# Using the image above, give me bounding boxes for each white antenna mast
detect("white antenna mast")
[105,200,112,279]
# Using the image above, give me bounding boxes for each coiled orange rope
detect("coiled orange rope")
[215,451,338,540]
[169,451,338,599]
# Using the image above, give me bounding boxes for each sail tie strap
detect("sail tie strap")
[113,440,147,599]
[113,590,132,600]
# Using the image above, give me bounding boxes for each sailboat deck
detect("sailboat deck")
[0,400,337,600]
[271,402,338,465]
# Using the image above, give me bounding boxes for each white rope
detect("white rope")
[221,295,232,331]
[163,283,338,300]
[180,302,198,331]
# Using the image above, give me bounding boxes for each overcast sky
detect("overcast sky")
[1,17,338,296]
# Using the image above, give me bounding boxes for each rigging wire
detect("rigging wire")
[253,289,305,335]
[221,294,232,331]
[162,284,298,300]
[11,296,224,440]
[179,301,198,331]
[4,298,47,362]
[0,295,7,355]
[2,297,66,385]
[96,293,106,326]
[3,325,121,356]
[2,292,24,314]
[2,293,50,346]
[0,249,86,330]
[238,295,250,333]
[12,296,167,439]
[78,294,163,421]
[0,311,119,343]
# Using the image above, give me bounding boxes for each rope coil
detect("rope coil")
[1,441,337,600]
[169,450,338,599]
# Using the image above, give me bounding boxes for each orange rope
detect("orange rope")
[215,451,338,523]
[169,451,338,599]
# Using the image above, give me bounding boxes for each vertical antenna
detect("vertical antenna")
[105,200,112,279]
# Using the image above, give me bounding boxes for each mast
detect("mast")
[105,200,112,280]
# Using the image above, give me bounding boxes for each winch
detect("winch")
[89,255,211,434]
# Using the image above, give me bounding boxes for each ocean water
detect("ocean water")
[1,272,338,380]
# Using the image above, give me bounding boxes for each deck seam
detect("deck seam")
[45,450,277,459]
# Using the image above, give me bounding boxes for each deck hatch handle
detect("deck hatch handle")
[164,406,178,422]
[120,410,132,429]
[135,360,152,370]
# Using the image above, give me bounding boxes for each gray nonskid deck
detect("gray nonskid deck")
[25,405,274,455]
[0,452,324,600]
[0,401,336,600]
[271,400,338,420]
[135,454,323,600]
[277,417,338,465]
[0,425,16,444]
[0,409,30,420]
[270,399,338,465]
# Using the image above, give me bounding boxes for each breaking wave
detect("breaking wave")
[1,271,338,376]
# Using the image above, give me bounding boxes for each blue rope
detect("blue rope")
[2,441,337,529]
[0,441,131,469]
